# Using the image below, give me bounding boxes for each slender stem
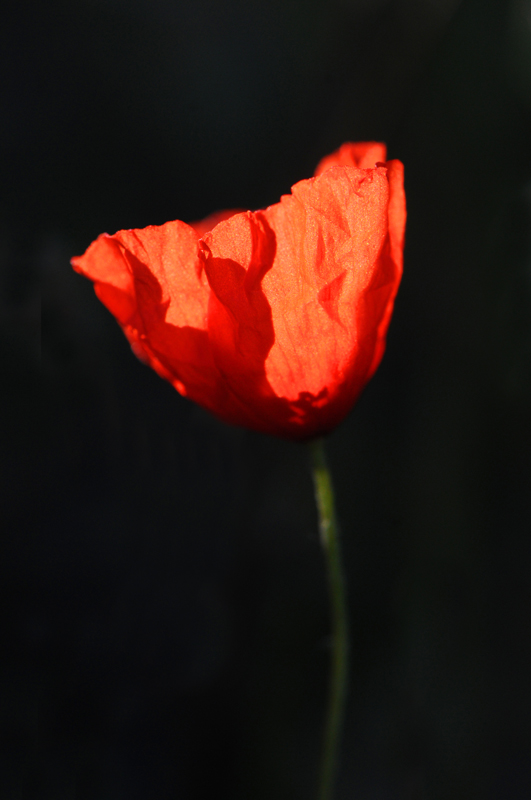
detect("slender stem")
[309,438,349,800]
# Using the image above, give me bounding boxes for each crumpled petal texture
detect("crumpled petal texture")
[72,142,405,439]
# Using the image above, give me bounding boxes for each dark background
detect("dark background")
[3,0,531,797]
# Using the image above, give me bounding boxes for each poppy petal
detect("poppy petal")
[199,211,292,435]
[71,143,405,439]
[72,221,220,399]
[314,141,388,176]
[199,163,400,437]
[188,208,245,238]
[364,158,407,381]
[261,166,392,409]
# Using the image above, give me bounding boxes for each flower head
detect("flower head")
[71,142,405,439]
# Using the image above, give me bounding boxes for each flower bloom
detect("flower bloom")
[71,142,405,440]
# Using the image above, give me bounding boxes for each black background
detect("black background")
[3,0,531,797]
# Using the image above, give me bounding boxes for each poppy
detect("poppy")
[71,142,405,439]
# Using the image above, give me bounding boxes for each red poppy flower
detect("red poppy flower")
[71,142,405,440]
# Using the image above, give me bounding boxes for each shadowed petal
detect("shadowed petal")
[72,221,219,399]
[200,212,294,434]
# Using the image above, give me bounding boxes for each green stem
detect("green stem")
[309,438,349,800]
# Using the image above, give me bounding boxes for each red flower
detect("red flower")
[71,142,405,439]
